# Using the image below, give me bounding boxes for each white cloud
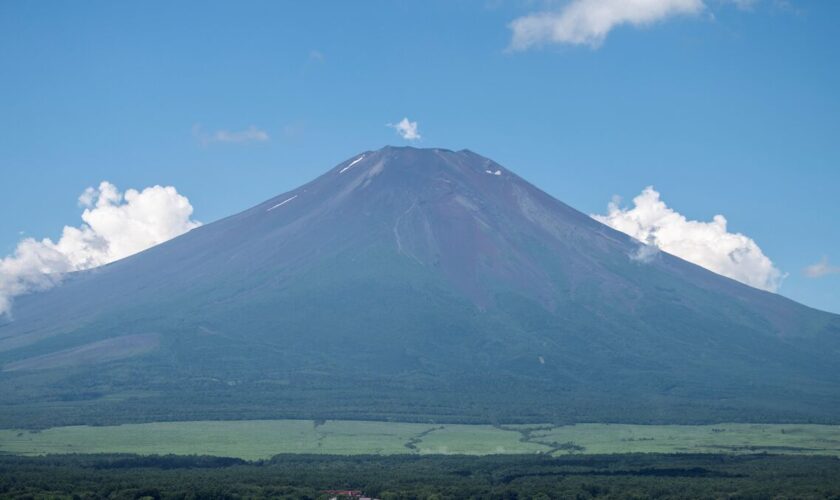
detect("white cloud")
[0,182,200,316]
[388,117,421,141]
[592,186,783,292]
[804,257,840,279]
[631,240,661,263]
[509,0,730,50]
[193,124,270,145]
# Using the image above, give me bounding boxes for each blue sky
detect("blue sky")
[1,0,838,313]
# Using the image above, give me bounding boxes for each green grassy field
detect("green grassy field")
[1,420,839,460]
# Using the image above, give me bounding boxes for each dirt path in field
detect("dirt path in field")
[404,426,445,452]
[495,425,585,455]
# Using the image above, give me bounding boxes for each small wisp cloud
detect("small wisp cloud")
[193,124,270,145]
[388,118,421,141]
[0,182,200,316]
[593,186,783,292]
[804,257,840,279]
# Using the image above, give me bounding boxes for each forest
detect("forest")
[2,452,840,499]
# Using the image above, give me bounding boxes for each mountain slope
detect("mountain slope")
[1,146,838,427]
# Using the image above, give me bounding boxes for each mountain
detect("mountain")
[1,146,839,428]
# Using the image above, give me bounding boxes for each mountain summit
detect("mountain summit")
[2,146,839,427]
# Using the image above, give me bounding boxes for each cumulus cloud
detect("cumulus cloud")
[388,117,421,141]
[804,257,840,279]
[631,240,661,263]
[0,182,200,316]
[592,186,783,292]
[508,0,755,50]
[193,124,270,145]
